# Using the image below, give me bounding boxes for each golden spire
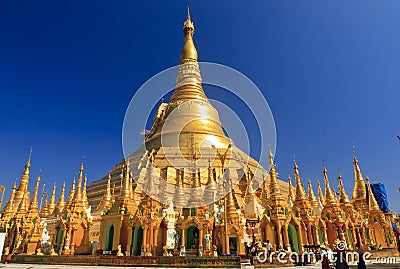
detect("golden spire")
[96,173,113,212]
[82,174,89,208]
[366,176,380,211]
[322,167,336,205]
[40,194,50,217]
[268,150,281,197]
[73,164,84,202]
[145,8,231,151]
[317,180,324,204]
[14,149,32,210]
[122,164,131,199]
[337,171,350,203]
[28,175,40,212]
[294,161,307,200]
[48,183,56,215]
[307,179,318,205]
[54,182,65,215]
[352,155,366,201]
[17,190,27,213]
[3,182,16,215]
[180,7,197,63]
[65,177,76,209]
[287,174,295,200]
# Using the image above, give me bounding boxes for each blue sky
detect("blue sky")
[1,1,399,211]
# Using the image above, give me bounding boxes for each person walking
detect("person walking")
[355,242,366,269]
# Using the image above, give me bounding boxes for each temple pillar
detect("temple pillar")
[298,224,304,252]
[142,226,148,252]
[276,223,283,249]
[283,225,291,251]
[180,228,186,253]
[153,226,159,256]
[199,227,203,250]
[126,226,133,256]
[70,227,76,255]
[307,224,313,245]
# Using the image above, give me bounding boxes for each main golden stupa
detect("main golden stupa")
[0,10,397,258]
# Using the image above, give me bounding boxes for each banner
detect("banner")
[0,233,6,261]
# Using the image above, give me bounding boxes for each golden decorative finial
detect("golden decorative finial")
[27,147,32,166]
[180,7,197,62]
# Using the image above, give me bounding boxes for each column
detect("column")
[126,226,133,256]
[199,227,203,249]
[283,225,291,251]
[307,224,313,245]
[276,223,283,249]
[297,224,304,252]
[142,225,148,253]
[153,227,159,256]
[180,228,186,253]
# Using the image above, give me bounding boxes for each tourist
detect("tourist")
[355,242,366,269]
[321,254,330,269]
[333,241,349,269]
[397,238,400,254]
[264,239,272,256]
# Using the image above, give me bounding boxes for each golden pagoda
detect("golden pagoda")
[0,9,397,258]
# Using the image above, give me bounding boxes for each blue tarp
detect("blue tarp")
[370,183,390,213]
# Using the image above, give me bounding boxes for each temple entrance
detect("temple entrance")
[131,226,143,256]
[56,229,64,253]
[105,224,114,251]
[288,224,299,253]
[186,226,199,250]
[373,223,386,248]
[318,226,323,245]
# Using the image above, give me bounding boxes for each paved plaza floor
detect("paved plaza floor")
[0,258,399,269]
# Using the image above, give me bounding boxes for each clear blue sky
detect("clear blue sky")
[1,1,399,211]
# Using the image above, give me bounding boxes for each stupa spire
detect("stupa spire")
[65,177,76,209]
[28,175,41,212]
[366,176,380,211]
[14,148,32,210]
[287,174,295,200]
[294,160,307,200]
[352,155,366,200]
[3,182,16,215]
[48,183,56,214]
[268,150,281,197]
[337,171,350,203]
[322,167,336,205]
[96,173,113,212]
[54,182,65,215]
[317,181,324,204]
[82,174,89,208]
[307,179,318,205]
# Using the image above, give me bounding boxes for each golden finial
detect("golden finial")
[180,7,197,62]
[27,147,32,166]
[268,150,274,166]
